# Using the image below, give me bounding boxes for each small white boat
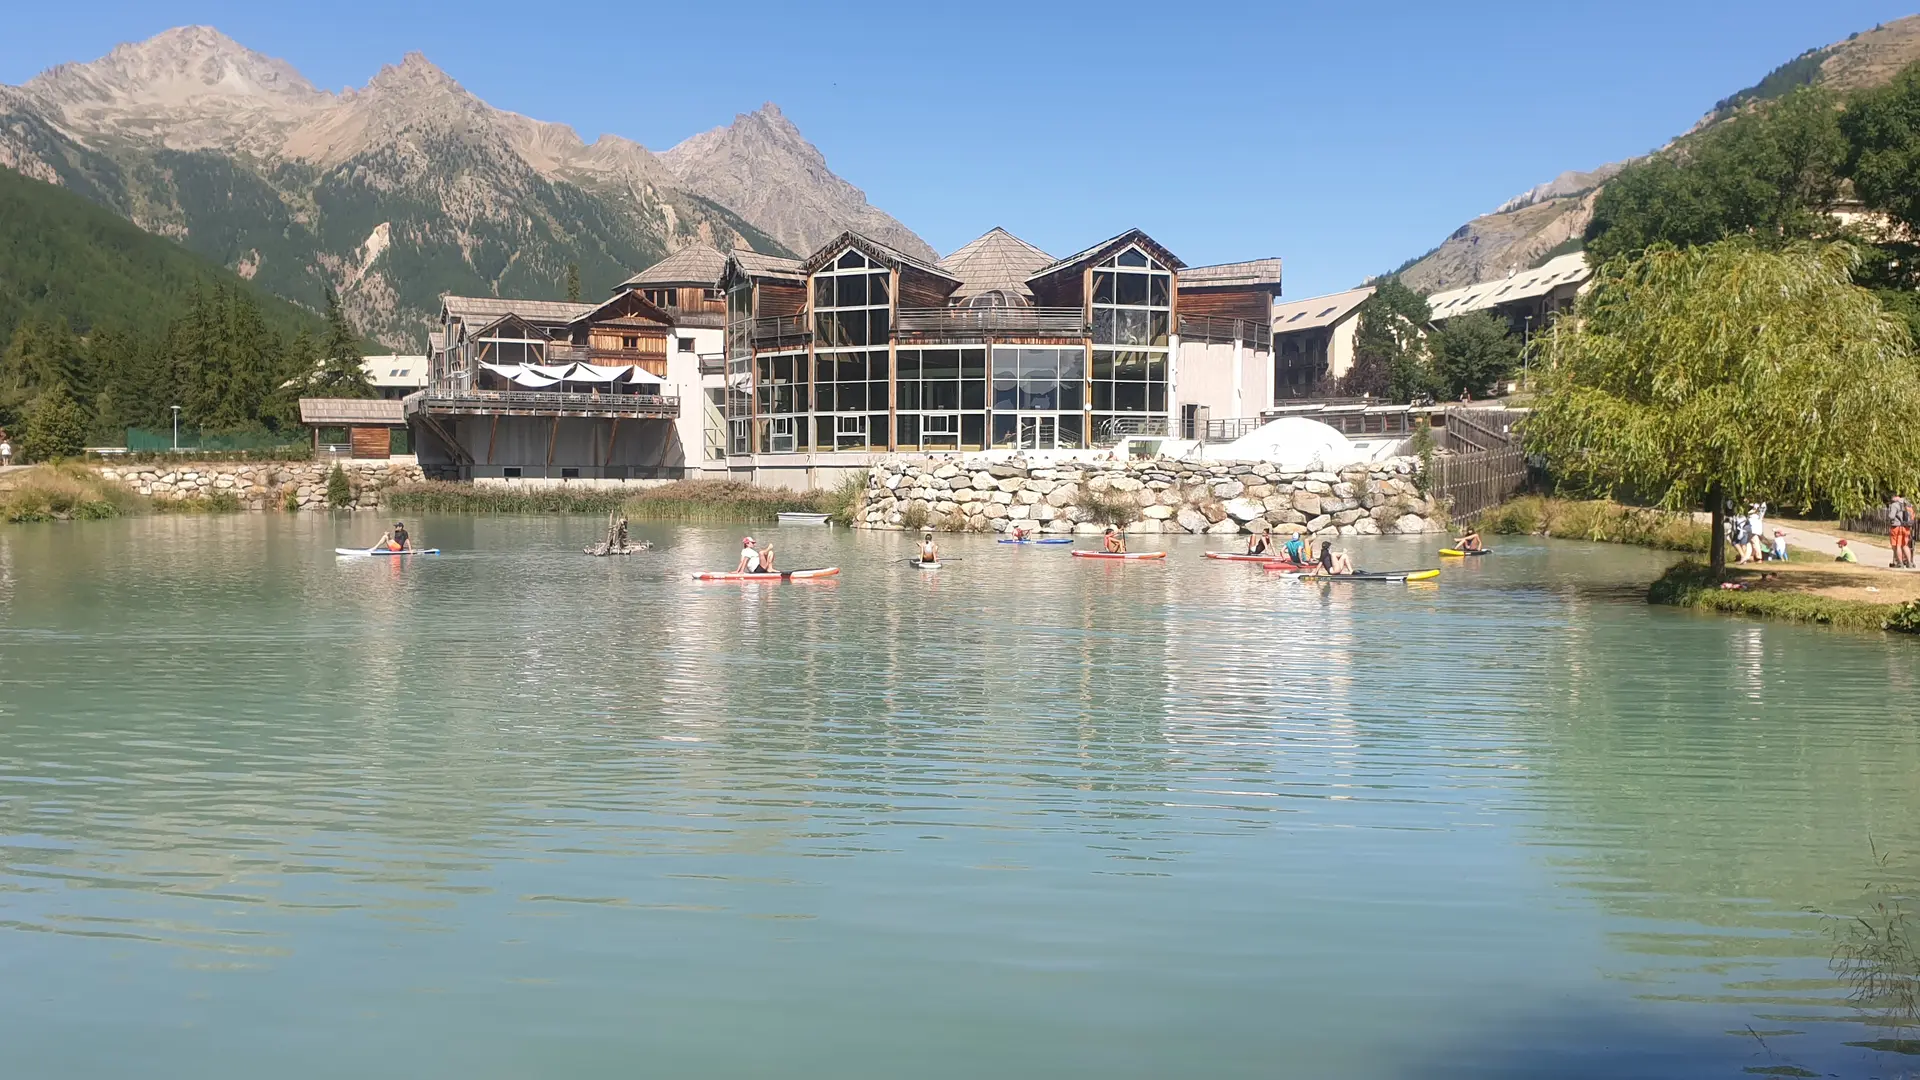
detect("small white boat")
[777,512,832,526]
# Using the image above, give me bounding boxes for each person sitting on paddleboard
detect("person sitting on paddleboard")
[736,537,767,574]
[374,521,411,552]
[919,530,939,565]
[1245,532,1271,556]
[1103,527,1127,554]
[1008,524,1030,542]
[1455,530,1482,552]
[1283,531,1308,566]
[1318,540,1354,575]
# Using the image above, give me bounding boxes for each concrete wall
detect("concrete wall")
[1177,339,1274,422]
[1328,314,1363,382]
[666,328,723,472]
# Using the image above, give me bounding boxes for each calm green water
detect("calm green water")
[2,515,1918,1078]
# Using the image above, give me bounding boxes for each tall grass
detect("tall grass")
[385,482,631,514]
[624,480,824,523]
[1648,561,1896,631]
[384,479,834,522]
[1481,495,1709,552]
[1075,483,1143,527]
[0,463,146,522]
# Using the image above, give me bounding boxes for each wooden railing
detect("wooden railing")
[896,307,1086,336]
[750,314,811,344]
[1183,416,1264,442]
[1177,314,1273,348]
[1441,407,1525,453]
[413,390,680,418]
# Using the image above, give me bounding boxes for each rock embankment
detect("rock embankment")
[855,456,1445,537]
[97,461,425,510]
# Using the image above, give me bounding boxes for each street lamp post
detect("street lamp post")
[170,406,180,452]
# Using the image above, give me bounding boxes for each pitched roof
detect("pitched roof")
[800,230,961,283]
[442,296,597,324]
[570,289,674,326]
[1424,252,1593,322]
[938,227,1055,301]
[299,397,406,425]
[726,249,806,284]
[1182,258,1284,290]
[1026,228,1187,288]
[621,244,728,289]
[1272,286,1375,332]
[425,331,446,355]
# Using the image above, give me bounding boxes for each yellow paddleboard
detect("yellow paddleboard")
[1406,569,1441,581]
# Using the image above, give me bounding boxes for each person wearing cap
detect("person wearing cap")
[736,536,764,574]
[918,530,939,565]
[373,521,412,552]
[1283,530,1308,566]
[1103,526,1127,554]
[1835,538,1859,563]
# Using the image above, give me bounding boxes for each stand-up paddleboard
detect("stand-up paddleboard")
[1439,548,1491,557]
[336,547,440,556]
[1204,551,1291,562]
[911,560,942,570]
[997,537,1074,545]
[1291,569,1441,583]
[1070,550,1167,561]
[691,567,840,581]
[1259,560,1316,572]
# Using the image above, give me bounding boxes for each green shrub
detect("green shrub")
[1885,601,1920,634]
[1481,495,1709,552]
[20,385,88,462]
[325,464,352,509]
[383,479,830,522]
[0,463,144,522]
[282,485,300,513]
[900,501,930,530]
[1076,483,1142,527]
[824,472,868,526]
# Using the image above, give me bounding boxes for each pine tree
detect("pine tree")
[566,263,582,303]
[20,383,88,461]
[1339,279,1435,402]
[310,288,373,398]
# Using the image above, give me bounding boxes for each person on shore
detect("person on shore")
[1835,538,1858,563]
[373,521,412,552]
[1103,527,1127,554]
[918,530,940,565]
[1454,530,1483,552]
[1769,530,1789,562]
[1283,531,1308,566]
[1729,515,1751,563]
[1745,502,1768,564]
[1891,496,1914,569]
[736,537,764,574]
[0,429,11,467]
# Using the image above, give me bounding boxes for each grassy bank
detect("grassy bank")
[1649,560,1914,633]
[0,463,147,522]
[384,476,866,524]
[1481,495,1710,552]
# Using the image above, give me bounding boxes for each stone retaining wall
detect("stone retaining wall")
[97,461,425,511]
[856,456,1445,537]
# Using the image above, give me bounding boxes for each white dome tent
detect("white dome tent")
[1204,416,1364,471]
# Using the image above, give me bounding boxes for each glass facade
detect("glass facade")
[895,347,987,451]
[812,249,892,451]
[754,351,806,453]
[989,346,1084,449]
[1089,246,1172,443]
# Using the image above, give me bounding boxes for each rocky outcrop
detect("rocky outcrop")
[96,460,423,510]
[855,456,1445,539]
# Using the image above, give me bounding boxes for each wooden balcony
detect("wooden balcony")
[896,307,1086,338]
[1177,314,1272,349]
[409,390,680,420]
[750,314,811,347]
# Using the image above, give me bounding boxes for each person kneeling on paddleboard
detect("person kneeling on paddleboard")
[1103,526,1127,554]
[919,530,939,565]
[374,521,412,552]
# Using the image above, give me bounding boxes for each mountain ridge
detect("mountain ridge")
[0,27,931,347]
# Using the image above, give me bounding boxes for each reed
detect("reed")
[0,463,145,522]
[623,480,824,523]
[383,479,833,522]
[1481,495,1710,552]
[384,481,629,514]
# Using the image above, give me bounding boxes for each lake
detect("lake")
[1,514,1917,1078]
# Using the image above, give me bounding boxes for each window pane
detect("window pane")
[869,308,890,343]
[814,382,834,411]
[1149,273,1170,307]
[871,414,890,449]
[844,312,868,347]
[993,348,1017,383]
[816,355,837,384]
[1092,309,1115,344]
[814,312,839,346]
[1091,349,1115,380]
[837,250,865,269]
[994,374,1017,411]
[1116,271,1148,305]
[1060,349,1086,382]
[1117,309,1150,346]
[840,353,867,381]
[836,273,867,308]
[1093,271,1115,305]
[1114,350,1150,381]
[897,349,920,380]
[961,349,986,378]
[897,413,919,448]
[1148,383,1166,412]
[1114,381,1147,411]
[1018,348,1058,380]
[962,380,984,410]
[992,413,1017,448]
[1118,248,1148,268]
[1093,382,1113,410]
[838,382,865,412]
[925,349,958,380]
[927,380,959,410]
[816,416,834,449]
[1147,354,1166,383]
[1057,379,1083,411]
[1149,311,1170,347]
[1020,377,1056,411]
[1056,414,1083,449]
[898,382,920,410]
[869,272,889,306]
[814,276,832,308]
[961,414,984,450]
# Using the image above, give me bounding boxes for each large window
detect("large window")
[990,346,1084,449]
[725,282,752,364]
[896,347,987,451]
[755,351,807,453]
[1089,246,1172,438]
[811,248,895,451]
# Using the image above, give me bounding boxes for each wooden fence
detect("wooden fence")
[1430,445,1530,526]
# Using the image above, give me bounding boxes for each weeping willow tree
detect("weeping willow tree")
[1526,240,1920,571]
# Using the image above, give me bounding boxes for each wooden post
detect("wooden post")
[486,415,499,464]
[606,417,621,465]
[547,415,559,470]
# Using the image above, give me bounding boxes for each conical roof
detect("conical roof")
[938,227,1054,302]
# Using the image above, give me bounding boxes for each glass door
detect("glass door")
[1017,416,1058,450]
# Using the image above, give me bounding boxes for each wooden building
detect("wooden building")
[300,397,409,459]
[718,227,1282,474]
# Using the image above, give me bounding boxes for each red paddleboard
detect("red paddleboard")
[1203,551,1288,562]
[1071,550,1167,561]
[692,567,840,581]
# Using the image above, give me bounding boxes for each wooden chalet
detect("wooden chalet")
[718,226,1283,464]
[618,245,730,329]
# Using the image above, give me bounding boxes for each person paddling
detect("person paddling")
[1103,526,1127,554]
[1008,524,1031,542]
[918,530,940,565]
[373,521,412,552]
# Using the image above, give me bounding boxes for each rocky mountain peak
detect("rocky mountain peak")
[360,52,464,98]
[25,25,322,111]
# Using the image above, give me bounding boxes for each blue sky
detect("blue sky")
[4,1,1916,298]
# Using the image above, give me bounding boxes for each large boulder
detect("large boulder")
[1224,497,1266,523]
[1176,507,1211,534]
